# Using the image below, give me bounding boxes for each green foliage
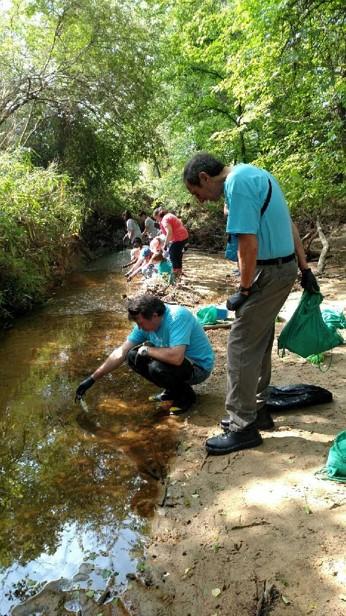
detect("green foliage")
[0,0,162,213]
[0,0,345,325]
[0,0,158,137]
[147,0,345,218]
[0,150,83,323]
[0,1,168,323]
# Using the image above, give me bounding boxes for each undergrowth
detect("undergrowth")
[0,150,84,325]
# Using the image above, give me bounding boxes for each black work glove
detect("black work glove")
[226,291,249,311]
[301,268,320,294]
[75,376,95,402]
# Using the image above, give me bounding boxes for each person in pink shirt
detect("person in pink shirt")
[153,208,188,277]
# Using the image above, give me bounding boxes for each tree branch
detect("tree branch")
[39,10,66,77]
[195,106,238,124]
[316,216,330,274]
[190,65,225,80]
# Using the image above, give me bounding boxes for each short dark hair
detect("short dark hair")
[151,251,165,262]
[122,209,132,221]
[127,294,166,320]
[152,207,166,219]
[183,152,225,186]
[139,210,147,217]
[132,237,143,247]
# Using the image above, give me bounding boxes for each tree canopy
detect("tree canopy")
[151,0,345,215]
[0,0,160,195]
[0,0,345,321]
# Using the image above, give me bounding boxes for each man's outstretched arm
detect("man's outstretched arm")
[91,340,135,380]
[75,340,135,401]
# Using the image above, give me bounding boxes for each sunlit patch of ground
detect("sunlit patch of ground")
[120,253,346,616]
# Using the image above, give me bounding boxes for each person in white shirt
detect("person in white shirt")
[122,210,142,245]
[140,211,159,240]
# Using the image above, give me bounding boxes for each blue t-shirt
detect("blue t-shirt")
[127,304,214,372]
[157,260,173,275]
[225,164,294,260]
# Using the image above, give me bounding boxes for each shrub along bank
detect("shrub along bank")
[0,150,84,326]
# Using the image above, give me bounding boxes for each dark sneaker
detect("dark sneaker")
[169,402,193,415]
[169,391,196,415]
[206,426,262,455]
[220,406,274,432]
[148,390,174,403]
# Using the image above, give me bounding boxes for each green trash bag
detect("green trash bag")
[316,431,346,483]
[196,305,218,326]
[278,291,343,359]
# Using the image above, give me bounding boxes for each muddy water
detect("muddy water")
[0,252,181,613]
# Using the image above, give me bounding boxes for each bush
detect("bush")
[0,150,84,324]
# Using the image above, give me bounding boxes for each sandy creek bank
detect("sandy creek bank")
[119,250,346,616]
[9,245,346,616]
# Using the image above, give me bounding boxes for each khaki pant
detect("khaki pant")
[226,260,297,430]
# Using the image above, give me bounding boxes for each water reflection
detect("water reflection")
[3,518,143,610]
[0,251,181,612]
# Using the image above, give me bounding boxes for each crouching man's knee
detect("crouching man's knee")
[147,359,167,380]
[127,346,154,378]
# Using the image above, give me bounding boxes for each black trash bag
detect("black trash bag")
[266,384,333,412]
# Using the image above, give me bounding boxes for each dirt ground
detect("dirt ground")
[120,247,346,616]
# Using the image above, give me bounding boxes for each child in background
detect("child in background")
[122,237,143,271]
[126,247,155,281]
[150,251,174,284]
[150,234,170,260]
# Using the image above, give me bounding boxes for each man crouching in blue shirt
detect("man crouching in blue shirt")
[75,294,214,414]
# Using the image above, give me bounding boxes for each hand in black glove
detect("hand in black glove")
[75,376,95,402]
[301,268,320,294]
[226,291,249,311]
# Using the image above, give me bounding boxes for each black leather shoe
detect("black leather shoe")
[206,426,263,455]
[220,406,274,432]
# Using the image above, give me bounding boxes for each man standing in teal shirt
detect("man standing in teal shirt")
[184,152,319,455]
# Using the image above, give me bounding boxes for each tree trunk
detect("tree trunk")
[316,217,329,274]
[302,229,318,252]
[152,153,161,178]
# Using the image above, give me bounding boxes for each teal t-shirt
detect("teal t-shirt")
[225,164,294,260]
[157,260,172,275]
[127,304,214,372]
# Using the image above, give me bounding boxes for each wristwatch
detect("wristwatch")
[239,285,252,293]
[139,345,149,356]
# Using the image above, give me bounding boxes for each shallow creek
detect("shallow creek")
[0,251,182,614]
